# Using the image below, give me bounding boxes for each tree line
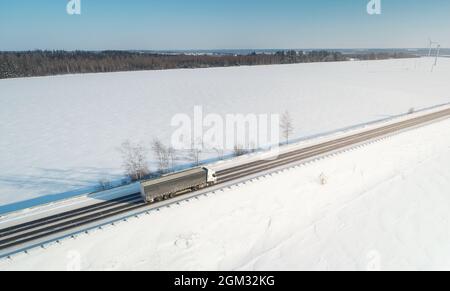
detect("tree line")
[0,50,416,79]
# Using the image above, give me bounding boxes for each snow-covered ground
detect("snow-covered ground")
[1,116,449,271]
[1,58,450,208]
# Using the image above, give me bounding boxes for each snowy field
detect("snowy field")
[1,58,450,208]
[1,115,449,271]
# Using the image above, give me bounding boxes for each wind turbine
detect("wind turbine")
[428,38,439,57]
[431,44,441,72]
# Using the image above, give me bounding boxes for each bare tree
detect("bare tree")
[233,144,247,157]
[152,139,170,174]
[168,146,177,171]
[280,111,294,144]
[118,141,150,181]
[188,148,201,166]
[187,138,202,166]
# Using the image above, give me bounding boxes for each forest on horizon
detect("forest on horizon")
[0,50,416,79]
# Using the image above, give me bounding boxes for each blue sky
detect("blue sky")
[0,0,449,50]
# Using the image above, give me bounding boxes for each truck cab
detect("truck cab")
[205,167,217,185]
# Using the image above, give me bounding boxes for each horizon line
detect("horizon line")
[1,47,447,53]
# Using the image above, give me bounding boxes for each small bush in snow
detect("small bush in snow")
[319,173,328,185]
[98,179,112,191]
[408,107,415,114]
[233,145,247,157]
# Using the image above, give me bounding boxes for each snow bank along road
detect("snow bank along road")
[0,104,449,259]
